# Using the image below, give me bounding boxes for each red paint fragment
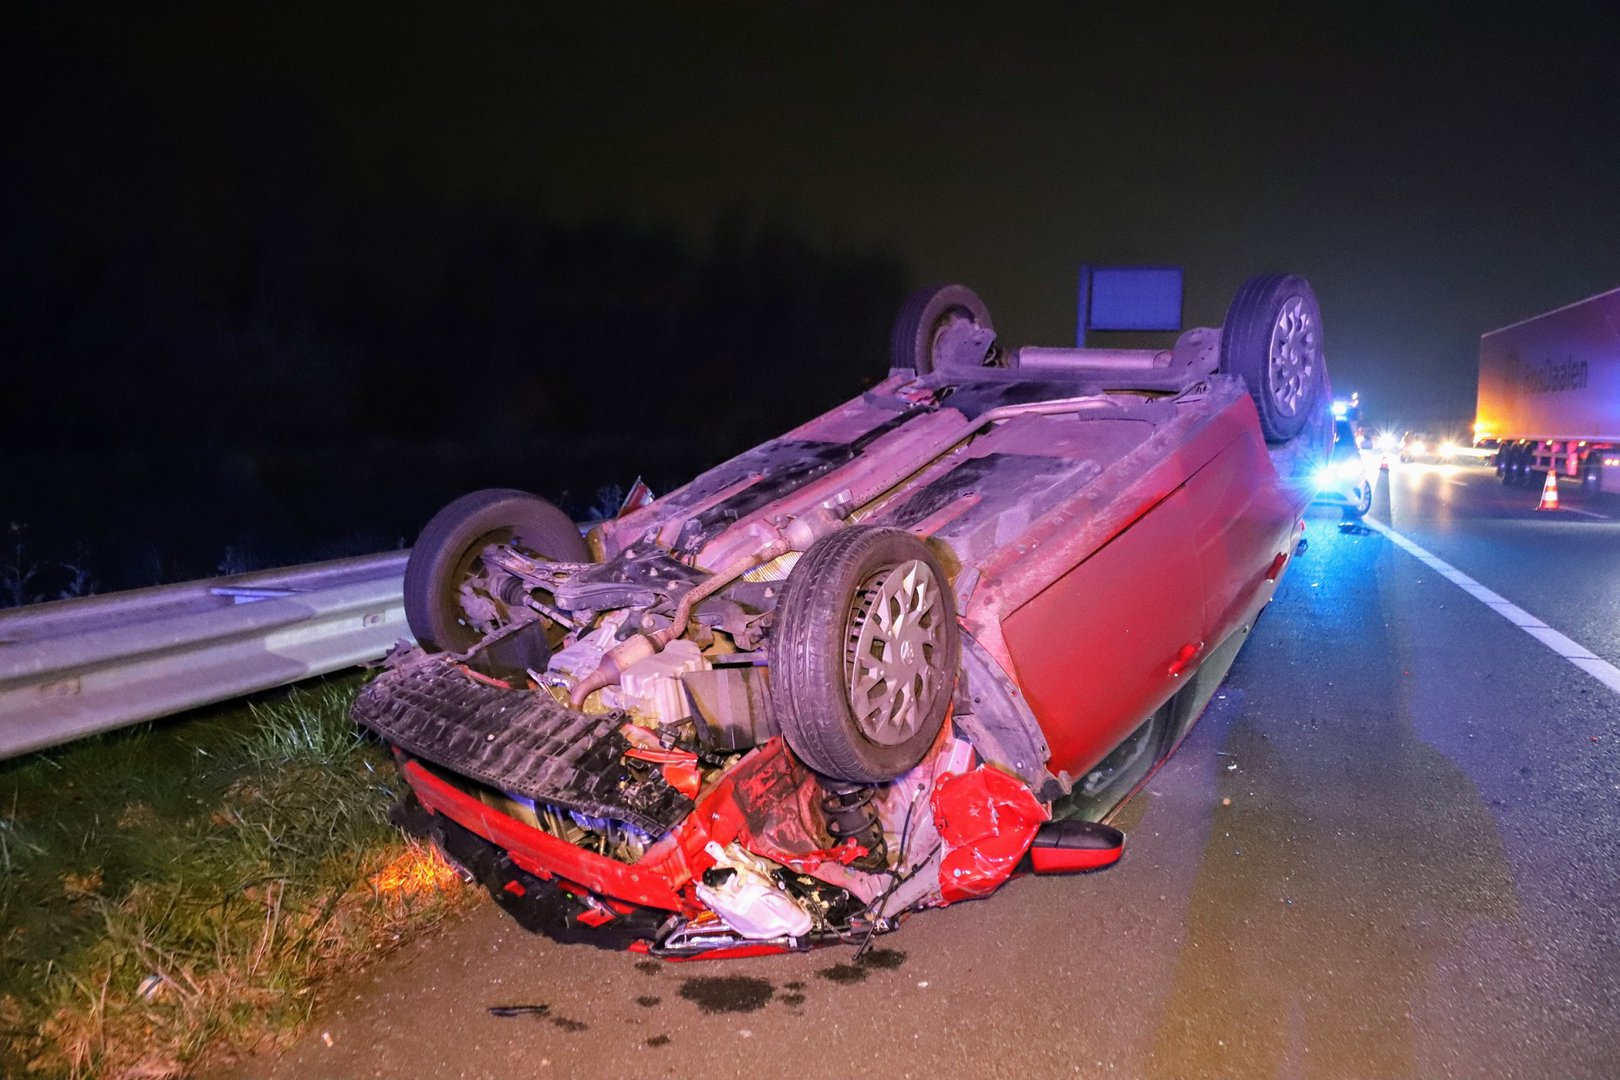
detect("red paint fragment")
[625,746,700,766]
[576,903,618,927]
[661,762,703,799]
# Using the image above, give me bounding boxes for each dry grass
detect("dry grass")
[0,677,482,1079]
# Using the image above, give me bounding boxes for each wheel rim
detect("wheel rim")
[1267,296,1318,417]
[439,528,515,645]
[930,309,991,369]
[845,559,947,747]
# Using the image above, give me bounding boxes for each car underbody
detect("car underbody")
[353,277,1328,959]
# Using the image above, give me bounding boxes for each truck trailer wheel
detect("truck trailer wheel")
[404,489,587,675]
[1219,274,1324,445]
[1503,445,1527,486]
[769,527,959,783]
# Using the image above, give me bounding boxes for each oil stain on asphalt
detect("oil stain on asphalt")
[816,948,907,985]
[677,976,775,1014]
[657,949,908,1014]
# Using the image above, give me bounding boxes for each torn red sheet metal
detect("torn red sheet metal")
[932,766,1050,904]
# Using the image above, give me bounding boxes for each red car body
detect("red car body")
[354,277,1328,958]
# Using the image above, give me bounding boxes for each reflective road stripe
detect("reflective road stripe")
[1364,517,1620,696]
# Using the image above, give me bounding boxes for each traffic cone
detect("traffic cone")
[1538,468,1559,510]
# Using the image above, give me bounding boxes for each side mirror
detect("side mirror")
[1028,819,1125,874]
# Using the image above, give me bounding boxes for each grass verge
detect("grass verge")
[0,675,481,1079]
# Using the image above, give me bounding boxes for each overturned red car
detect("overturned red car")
[353,274,1330,958]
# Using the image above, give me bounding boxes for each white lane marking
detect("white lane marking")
[1362,518,1620,696]
[1561,506,1609,520]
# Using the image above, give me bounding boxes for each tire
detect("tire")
[1219,274,1324,444]
[769,527,960,783]
[1342,479,1372,519]
[404,489,587,672]
[889,284,996,374]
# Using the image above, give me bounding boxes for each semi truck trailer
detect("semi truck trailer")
[1477,286,1620,495]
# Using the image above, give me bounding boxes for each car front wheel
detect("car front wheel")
[769,527,960,783]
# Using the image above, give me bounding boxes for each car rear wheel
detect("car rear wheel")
[404,489,587,674]
[1219,274,1324,444]
[769,527,960,783]
[889,284,998,374]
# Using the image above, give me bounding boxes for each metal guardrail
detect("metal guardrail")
[0,551,413,760]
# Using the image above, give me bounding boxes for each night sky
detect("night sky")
[4,1,1619,584]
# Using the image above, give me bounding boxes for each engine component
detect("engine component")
[683,665,780,752]
[569,505,848,706]
[614,639,706,727]
[552,580,658,612]
[550,549,705,614]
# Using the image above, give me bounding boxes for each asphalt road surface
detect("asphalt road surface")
[219,463,1620,1080]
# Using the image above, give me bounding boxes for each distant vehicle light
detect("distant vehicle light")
[1409,441,1428,456]
[1440,441,1460,458]
[1376,433,1397,451]
[1332,401,1349,419]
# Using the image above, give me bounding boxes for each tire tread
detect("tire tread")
[770,527,958,783]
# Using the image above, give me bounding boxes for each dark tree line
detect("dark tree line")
[0,89,907,594]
